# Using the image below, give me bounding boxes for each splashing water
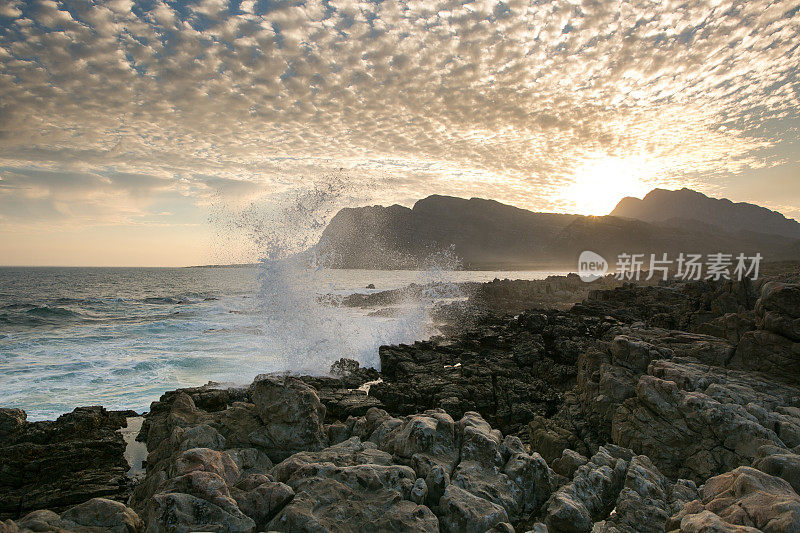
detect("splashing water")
[219,179,464,373]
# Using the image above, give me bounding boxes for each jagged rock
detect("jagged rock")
[315,387,384,420]
[248,376,327,462]
[452,412,555,521]
[410,478,428,504]
[267,434,439,529]
[145,492,255,533]
[157,471,241,517]
[753,450,800,494]
[425,464,450,506]
[611,360,799,482]
[172,423,226,452]
[487,523,516,533]
[224,447,273,478]
[731,329,800,384]
[372,311,606,439]
[594,456,698,533]
[695,312,756,343]
[2,499,143,533]
[503,450,555,517]
[757,281,800,341]
[552,449,589,479]
[544,445,632,533]
[60,498,144,533]
[268,476,438,532]
[666,466,800,532]
[528,415,591,464]
[230,477,294,531]
[438,484,509,533]
[350,407,393,440]
[326,421,350,444]
[174,448,240,486]
[330,358,362,377]
[8,510,66,532]
[0,408,26,439]
[392,409,458,478]
[272,436,393,481]
[269,446,435,531]
[0,406,130,519]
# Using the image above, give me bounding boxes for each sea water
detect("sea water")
[0,265,565,420]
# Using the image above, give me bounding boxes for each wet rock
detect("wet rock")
[248,376,327,462]
[392,409,458,478]
[330,358,362,377]
[372,311,607,439]
[0,408,26,439]
[0,406,130,519]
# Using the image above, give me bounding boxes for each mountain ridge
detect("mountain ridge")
[610,187,800,239]
[314,190,800,269]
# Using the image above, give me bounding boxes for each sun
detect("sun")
[562,155,659,216]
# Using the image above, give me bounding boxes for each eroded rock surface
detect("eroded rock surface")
[1,498,143,533]
[666,467,800,532]
[0,406,133,519]
[5,272,800,532]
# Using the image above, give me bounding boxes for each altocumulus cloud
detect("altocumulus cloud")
[0,0,798,227]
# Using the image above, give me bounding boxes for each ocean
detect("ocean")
[0,265,566,420]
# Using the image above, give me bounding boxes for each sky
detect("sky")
[0,0,798,266]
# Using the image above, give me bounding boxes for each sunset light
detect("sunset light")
[562,156,661,216]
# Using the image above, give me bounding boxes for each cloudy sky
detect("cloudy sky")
[0,0,798,266]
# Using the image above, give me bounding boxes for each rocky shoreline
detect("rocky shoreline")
[2,269,800,532]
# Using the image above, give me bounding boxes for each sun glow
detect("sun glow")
[562,155,662,215]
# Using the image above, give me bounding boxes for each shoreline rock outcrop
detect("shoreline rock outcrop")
[2,269,800,531]
[0,406,134,520]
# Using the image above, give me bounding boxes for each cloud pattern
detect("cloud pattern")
[0,0,798,228]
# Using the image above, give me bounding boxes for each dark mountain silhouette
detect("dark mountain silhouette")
[611,188,800,239]
[314,192,800,269]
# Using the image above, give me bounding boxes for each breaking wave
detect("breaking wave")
[218,180,463,374]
